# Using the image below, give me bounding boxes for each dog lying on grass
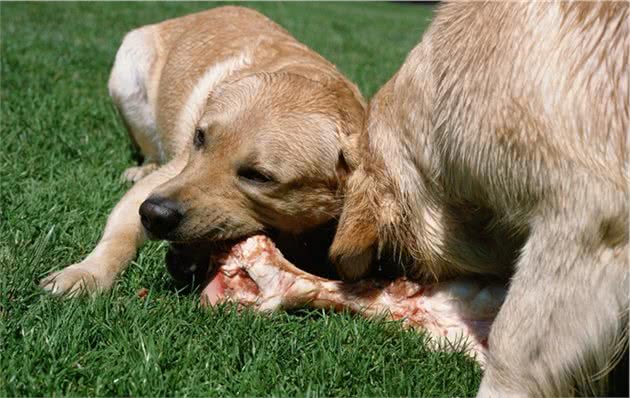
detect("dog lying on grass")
[41,6,365,295]
[329,2,628,396]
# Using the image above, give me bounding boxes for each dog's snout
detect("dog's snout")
[139,196,183,238]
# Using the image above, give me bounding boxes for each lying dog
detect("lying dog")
[330,2,628,396]
[41,6,365,294]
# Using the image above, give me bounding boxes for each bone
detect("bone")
[200,235,506,364]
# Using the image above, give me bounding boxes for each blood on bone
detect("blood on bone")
[200,235,504,364]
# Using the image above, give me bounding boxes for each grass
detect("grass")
[1,2,483,396]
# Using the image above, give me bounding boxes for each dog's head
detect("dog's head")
[140,72,364,278]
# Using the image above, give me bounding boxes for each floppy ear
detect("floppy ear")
[334,80,366,173]
[338,129,361,171]
[327,80,373,280]
[335,150,351,187]
[329,167,379,281]
[329,195,378,281]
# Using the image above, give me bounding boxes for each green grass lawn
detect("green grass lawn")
[1,2,483,396]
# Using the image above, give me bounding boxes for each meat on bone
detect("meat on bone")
[201,235,506,364]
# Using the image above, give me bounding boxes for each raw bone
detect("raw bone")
[201,235,506,364]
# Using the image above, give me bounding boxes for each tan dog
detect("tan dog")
[41,6,365,294]
[330,2,628,396]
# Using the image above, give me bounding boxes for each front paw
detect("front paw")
[40,263,113,297]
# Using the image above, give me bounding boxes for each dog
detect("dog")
[40,6,365,294]
[329,2,628,396]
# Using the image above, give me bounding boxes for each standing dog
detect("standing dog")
[41,6,365,294]
[330,2,628,396]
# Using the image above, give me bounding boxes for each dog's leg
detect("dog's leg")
[108,26,162,183]
[478,197,628,396]
[40,158,185,296]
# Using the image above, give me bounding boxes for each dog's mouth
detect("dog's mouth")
[166,221,339,289]
[165,238,243,288]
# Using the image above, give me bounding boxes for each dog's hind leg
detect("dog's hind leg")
[478,188,628,397]
[40,158,185,296]
[108,26,162,183]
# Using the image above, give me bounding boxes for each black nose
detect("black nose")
[139,196,183,239]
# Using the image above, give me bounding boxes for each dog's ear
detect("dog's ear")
[335,150,351,185]
[335,106,363,191]
[329,168,379,281]
[335,130,362,189]
[333,80,366,173]
[330,216,378,281]
[329,80,372,280]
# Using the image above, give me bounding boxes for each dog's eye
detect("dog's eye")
[237,166,275,184]
[193,128,205,148]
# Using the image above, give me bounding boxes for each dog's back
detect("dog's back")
[109,6,364,164]
[429,2,627,206]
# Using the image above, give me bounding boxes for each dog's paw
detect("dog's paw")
[40,263,112,297]
[121,163,158,183]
